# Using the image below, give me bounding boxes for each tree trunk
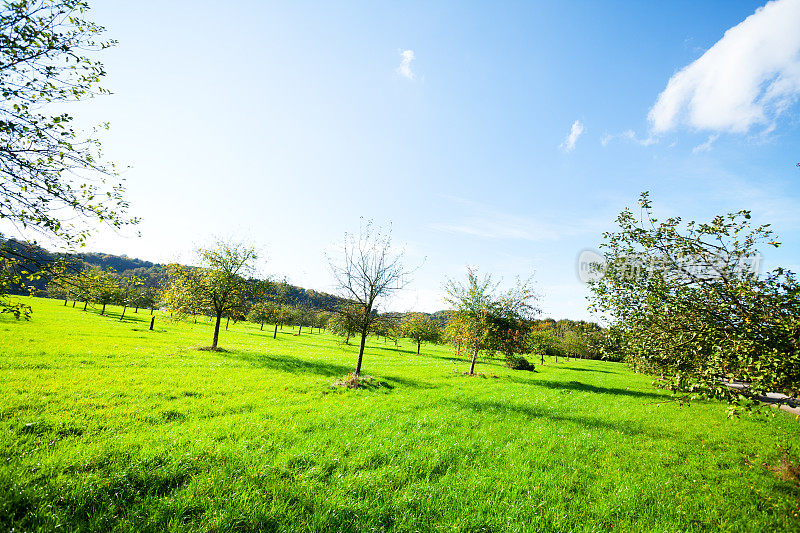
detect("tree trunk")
[83,301,88,311]
[120,305,127,320]
[150,308,154,315]
[298,324,302,335]
[417,340,421,355]
[541,352,544,365]
[101,303,106,315]
[149,316,155,331]
[64,298,67,306]
[72,300,76,308]
[226,316,230,330]
[345,331,350,344]
[135,307,139,313]
[355,328,368,377]
[212,313,222,349]
[469,349,478,375]
[260,321,264,330]
[274,323,278,339]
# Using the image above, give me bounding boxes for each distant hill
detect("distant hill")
[0,237,343,312]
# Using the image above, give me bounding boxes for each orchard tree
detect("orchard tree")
[248,301,278,331]
[163,240,258,350]
[0,1,136,316]
[90,268,118,316]
[270,279,292,339]
[328,220,410,380]
[116,275,143,320]
[444,268,538,374]
[589,192,800,406]
[328,303,362,344]
[400,313,441,354]
[313,311,331,333]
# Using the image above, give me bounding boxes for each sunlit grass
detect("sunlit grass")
[1,297,798,531]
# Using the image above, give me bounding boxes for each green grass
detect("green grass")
[1,297,799,532]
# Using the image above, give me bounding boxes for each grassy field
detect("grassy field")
[1,297,798,532]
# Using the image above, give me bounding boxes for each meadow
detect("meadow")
[1,297,798,532]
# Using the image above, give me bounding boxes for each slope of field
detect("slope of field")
[1,297,798,532]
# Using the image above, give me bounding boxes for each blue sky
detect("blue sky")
[26,0,800,319]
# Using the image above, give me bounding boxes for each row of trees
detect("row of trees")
[48,266,158,317]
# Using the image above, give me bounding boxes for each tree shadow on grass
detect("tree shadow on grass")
[224,350,354,377]
[506,377,666,400]
[381,374,436,390]
[456,398,673,440]
[557,366,617,374]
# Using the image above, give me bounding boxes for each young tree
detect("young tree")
[90,268,118,316]
[162,241,258,350]
[328,303,362,344]
[116,275,143,320]
[328,221,410,379]
[271,279,291,339]
[134,286,159,314]
[313,311,331,333]
[400,313,441,354]
[444,268,538,374]
[248,301,278,331]
[589,192,800,405]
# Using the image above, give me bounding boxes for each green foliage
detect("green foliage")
[327,303,363,342]
[0,0,135,246]
[399,313,441,354]
[505,354,534,371]
[444,268,538,374]
[248,301,278,328]
[1,296,799,531]
[161,240,258,349]
[589,192,800,404]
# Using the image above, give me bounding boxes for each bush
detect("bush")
[506,355,534,371]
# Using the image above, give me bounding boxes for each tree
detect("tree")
[400,313,441,354]
[0,0,133,244]
[444,268,538,374]
[133,286,159,314]
[589,192,800,406]
[328,220,410,380]
[162,241,258,350]
[248,300,278,331]
[0,1,135,317]
[327,303,362,344]
[115,275,143,320]
[270,279,291,339]
[90,268,118,316]
[313,310,331,333]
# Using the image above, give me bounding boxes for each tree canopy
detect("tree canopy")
[589,192,800,408]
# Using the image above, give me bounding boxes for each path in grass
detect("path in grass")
[1,297,799,532]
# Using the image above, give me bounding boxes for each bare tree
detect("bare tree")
[328,220,410,379]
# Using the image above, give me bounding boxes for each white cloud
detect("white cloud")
[649,0,800,134]
[692,133,719,153]
[601,129,657,147]
[559,120,585,152]
[396,49,415,80]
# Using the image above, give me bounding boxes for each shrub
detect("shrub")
[506,355,534,371]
